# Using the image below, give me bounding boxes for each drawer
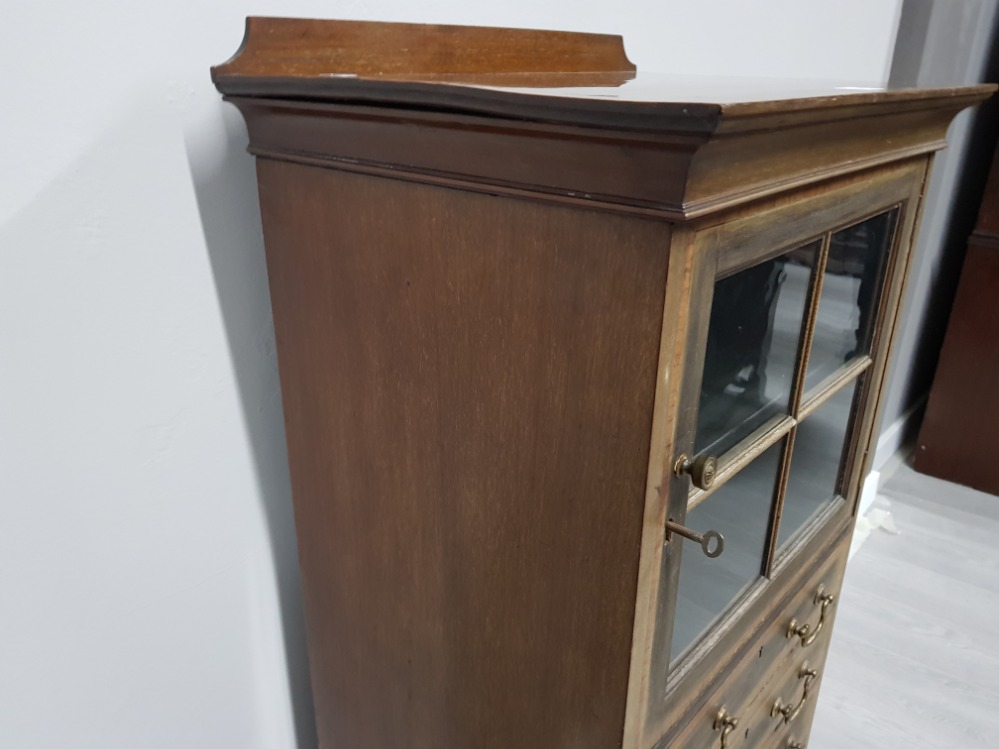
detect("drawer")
[664,641,831,749]
[654,540,847,749]
[730,639,830,749]
[776,688,821,749]
[748,545,847,690]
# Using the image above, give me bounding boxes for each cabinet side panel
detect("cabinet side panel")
[916,241,999,494]
[256,161,671,749]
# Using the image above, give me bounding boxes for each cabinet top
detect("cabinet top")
[212,18,994,218]
[212,17,993,135]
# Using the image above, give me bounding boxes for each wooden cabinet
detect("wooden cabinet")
[916,141,999,495]
[211,18,993,749]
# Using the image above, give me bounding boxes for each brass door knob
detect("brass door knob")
[675,453,718,490]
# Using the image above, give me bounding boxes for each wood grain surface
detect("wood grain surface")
[214,19,992,221]
[652,530,849,749]
[915,240,999,494]
[257,160,671,749]
[212,17,635,79]
[212,18,992,137]
[208,20,995,749]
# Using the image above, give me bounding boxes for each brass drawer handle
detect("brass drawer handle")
[675,453,718,490]
[771,663,818,725]
[786,586,835,646]
[713,707,739,749]
[666,519,725,558]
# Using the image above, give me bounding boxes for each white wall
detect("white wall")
[874,0,999,469]
[0,2,901,747]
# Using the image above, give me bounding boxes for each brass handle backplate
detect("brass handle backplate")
[713,707,739,749]
[787,586,836,646]
[772,663,819,725]
[675,453,718,490]
[667,519,725,558]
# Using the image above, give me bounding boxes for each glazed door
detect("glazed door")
[666,210,897,662]
[641,162,927,739]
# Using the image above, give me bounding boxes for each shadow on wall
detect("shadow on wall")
[879,0,999,448]
[185,103,317,749]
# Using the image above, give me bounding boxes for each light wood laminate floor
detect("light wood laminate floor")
[809,460,999,748]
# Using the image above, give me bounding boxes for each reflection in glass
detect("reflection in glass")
[778,382,859,550]
[695,243,818,457]
[670,442,783,665]
[805,211,897,391]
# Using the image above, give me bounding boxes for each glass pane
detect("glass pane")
[778,381,859,550]
[695,243,818,456]
[670,442,783,665]
[805,211,897,391]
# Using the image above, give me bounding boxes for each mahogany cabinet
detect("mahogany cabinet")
[916,141,999,495]
[211,19,993,749]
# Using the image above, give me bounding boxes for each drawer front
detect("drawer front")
[775,686,821,749]
[734,647,830,749]
[665,643,832,749]
[655,540,847,749]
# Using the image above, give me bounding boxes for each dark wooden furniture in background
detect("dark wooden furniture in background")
[916,141,999,495]
[212,18,993,749]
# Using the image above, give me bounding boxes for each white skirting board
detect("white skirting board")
[850,469,901,560]
[851,470,880,560]
[850,402,923,558]
[857,469,882,519]
[871,396,926,472]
